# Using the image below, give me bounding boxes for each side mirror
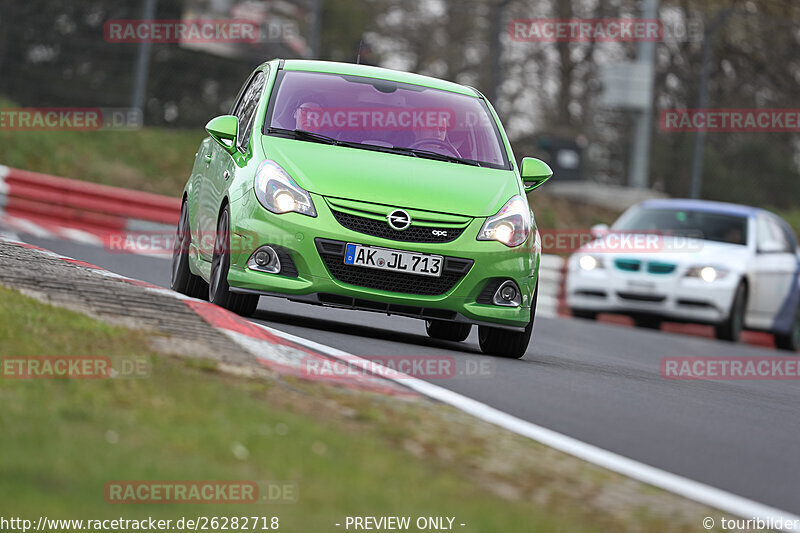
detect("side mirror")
[206,115,238,153]
[590,223,609,238]
[520,157,553,192]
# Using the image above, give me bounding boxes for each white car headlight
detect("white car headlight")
[578,254,604,271]
[685,265,728,282]
[254,160,317,217]
[477,195,531,247]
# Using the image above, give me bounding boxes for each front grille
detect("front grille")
[576,290,607,298]
[616,291,666,303]
[646,262,676,275]
[615,258,642,272]
[315,238,473,296]
[677,299,712,308]
[274,247,298,277]
[331,209,465,243]
[477,279,504,304]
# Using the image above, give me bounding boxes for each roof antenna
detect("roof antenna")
[356,39,363,64]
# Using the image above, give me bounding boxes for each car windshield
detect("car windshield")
[613,208,749,245]
[264,70,509,168]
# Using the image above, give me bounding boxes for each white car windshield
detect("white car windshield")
[613,208,749,245]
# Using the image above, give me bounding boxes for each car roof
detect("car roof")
[637,198,764,218]
[277,59,479,97]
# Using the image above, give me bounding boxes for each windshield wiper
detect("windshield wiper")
[267,128,413,155]
[266,127,339,145]
[391,146,481,167]
[266,128,482,166]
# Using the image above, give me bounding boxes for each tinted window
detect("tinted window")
[758,216,792,253]
[613,208,748,245]
[265,70,509,168]
[233,71,266,151]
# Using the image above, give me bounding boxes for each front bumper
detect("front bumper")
[224,190,538,330]
[565,256,739,324]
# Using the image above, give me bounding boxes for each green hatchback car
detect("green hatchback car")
[172,59,552,358]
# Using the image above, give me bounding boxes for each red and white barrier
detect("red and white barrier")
[0,164,180,230]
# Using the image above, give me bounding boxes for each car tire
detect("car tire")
[774,303,800,353]
[170,200,208,299]
[715,282,747,342]
[425,320,472,342]
[478,283,537,359]
[571,309,597,320]
[209,204,259,317]
[633,315,662,330]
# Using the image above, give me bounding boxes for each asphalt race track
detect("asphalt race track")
[12,232,800,515]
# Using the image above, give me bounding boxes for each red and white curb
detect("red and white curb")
[2,242,799,527]
[0,235,409,396]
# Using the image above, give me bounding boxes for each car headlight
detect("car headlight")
[254,160,317,217]
[685,266,728,282]
[477,195,531,247]
[578,254,604,271]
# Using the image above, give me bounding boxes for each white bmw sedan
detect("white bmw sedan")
[566,199,800,351]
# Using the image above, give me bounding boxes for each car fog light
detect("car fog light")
[493,280,522,307]
[500,285,517,301]
[248,246,281,274]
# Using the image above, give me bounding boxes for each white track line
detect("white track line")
[2,216,52,238]
[255,322,800,530]
[0,230,19,241]
[57,227,104,246]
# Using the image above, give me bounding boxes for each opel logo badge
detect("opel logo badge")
[387,209,411,231]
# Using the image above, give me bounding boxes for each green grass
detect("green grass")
[0,128,202,197]
[0,286,602,532]
[0,97,202,197]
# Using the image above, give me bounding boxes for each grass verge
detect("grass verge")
[0,95,202,197]
[0,128,202,197]
[0,285,612,532]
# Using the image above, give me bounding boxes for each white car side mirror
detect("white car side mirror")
[590,223,609,238]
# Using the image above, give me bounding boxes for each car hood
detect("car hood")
[575,234,751,269]
[261,136,519,217]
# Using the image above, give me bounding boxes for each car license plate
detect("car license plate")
[344,244,443,278]
[627,280,657,293]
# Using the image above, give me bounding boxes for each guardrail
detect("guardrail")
[0,165,180,230]
[537,254,567,318]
